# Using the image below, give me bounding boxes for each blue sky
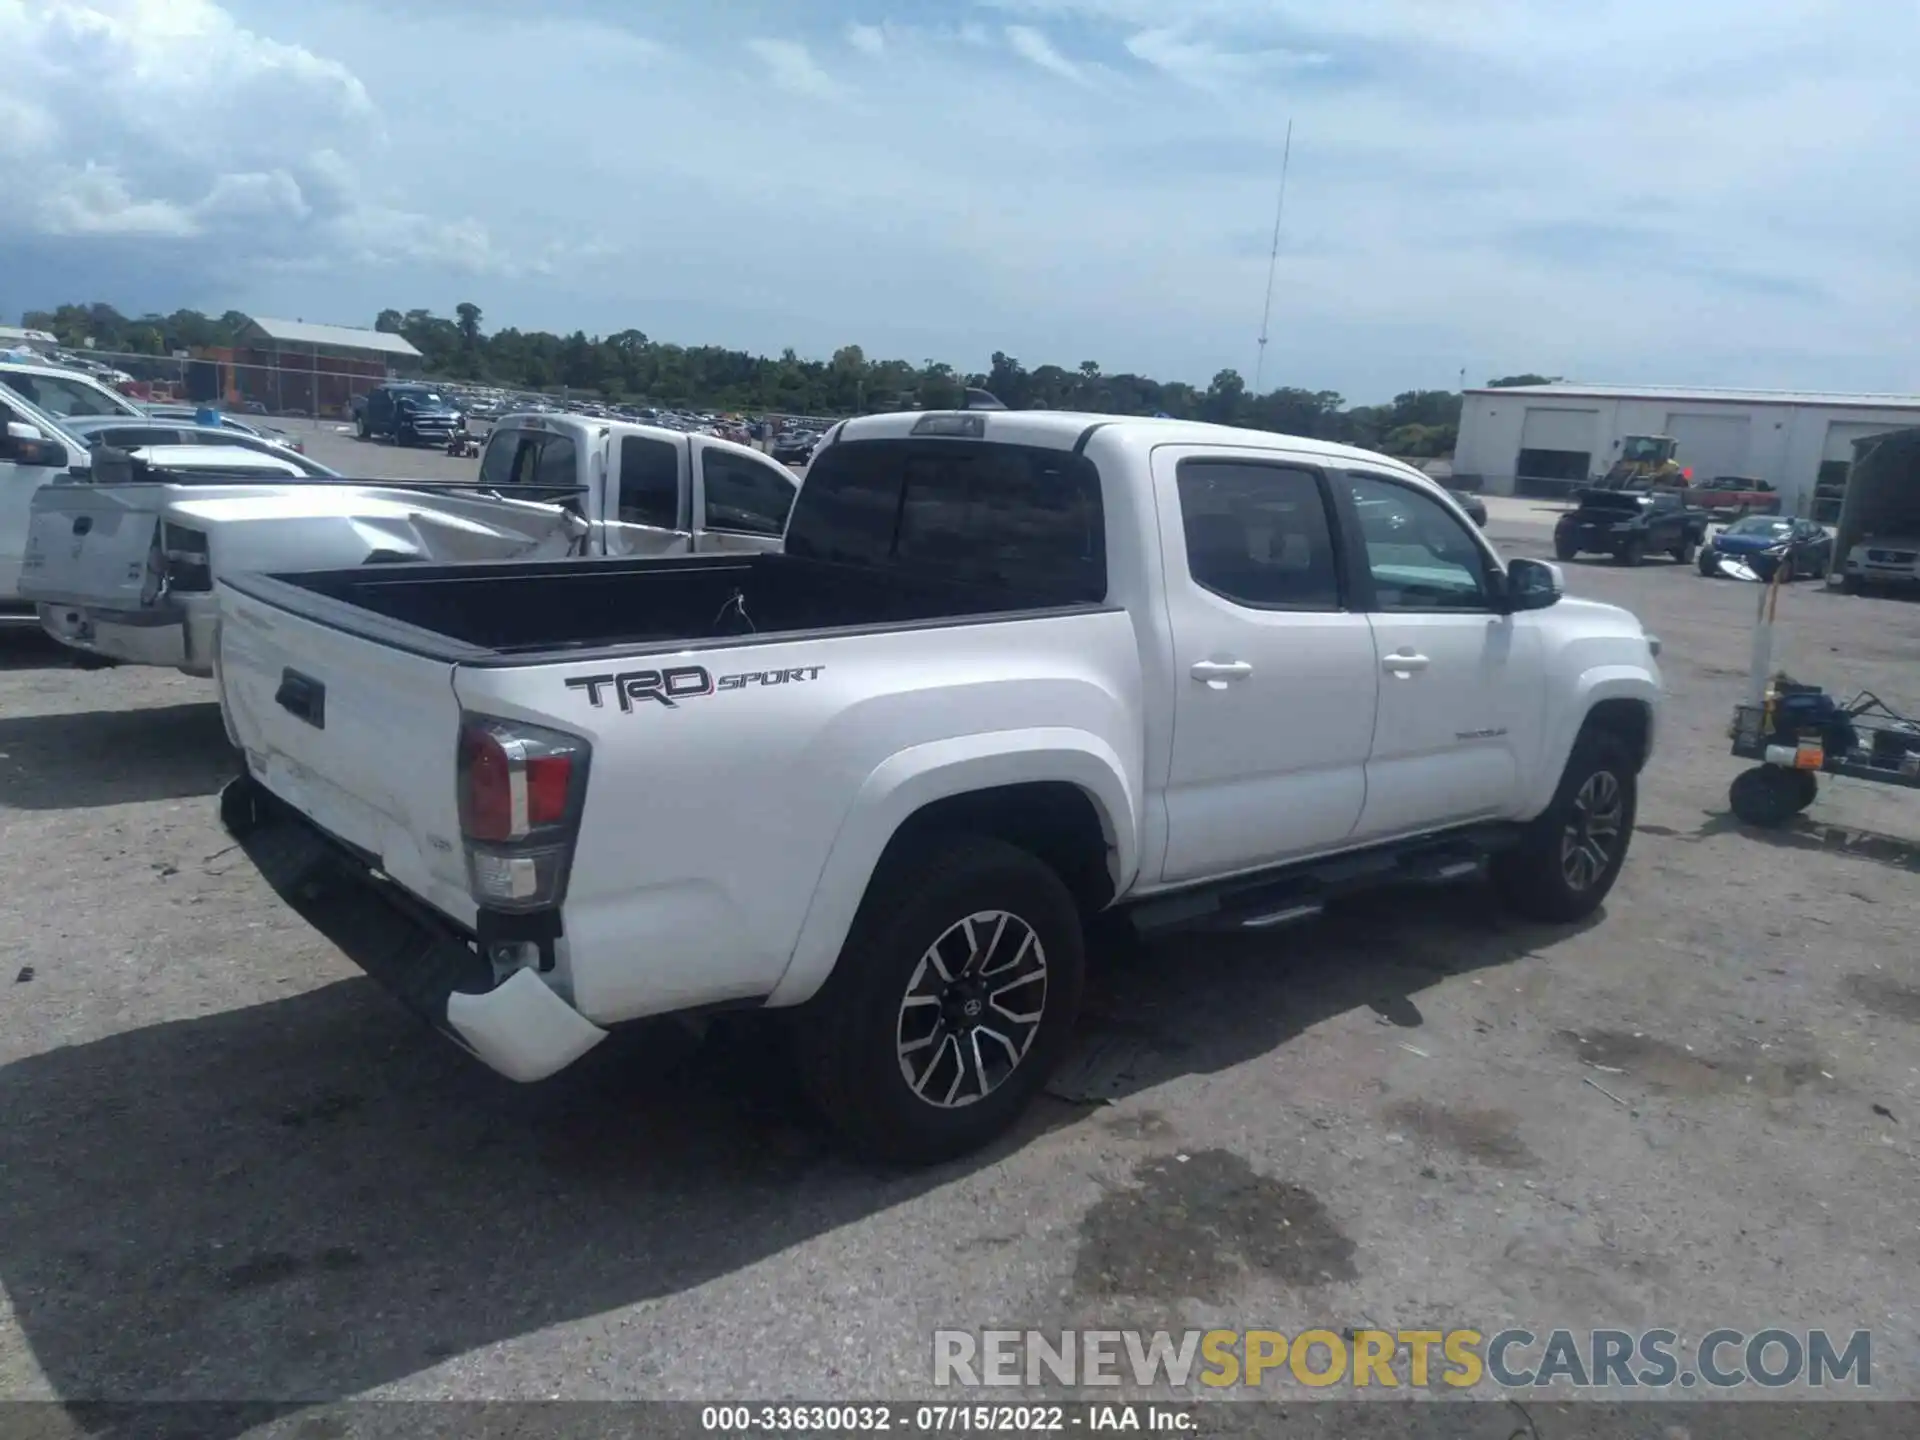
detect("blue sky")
[3,0,1916,401]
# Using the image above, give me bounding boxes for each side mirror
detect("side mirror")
[1,420,71,470]
[1504,557,1563,612]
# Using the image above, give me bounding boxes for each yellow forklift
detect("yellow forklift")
[1599,435,1690,489]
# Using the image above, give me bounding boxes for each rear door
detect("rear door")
[604,432,693,556]
[1342,471,1543,839]
[691,439,795,552]
[1154,449,1380,883]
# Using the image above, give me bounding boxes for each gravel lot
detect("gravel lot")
[1,435,1916,1417]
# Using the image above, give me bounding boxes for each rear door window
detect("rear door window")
[701,450,795,536]
[619,436,682,528]
[1175,461,1342,610]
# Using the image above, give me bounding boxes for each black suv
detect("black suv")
[357,384,464,446]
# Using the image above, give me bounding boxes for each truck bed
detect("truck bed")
[220,552,1107,663]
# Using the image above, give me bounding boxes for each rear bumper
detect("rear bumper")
[35,594,219,676]
[218,776,607,1083]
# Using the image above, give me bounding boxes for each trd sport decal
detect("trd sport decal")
[566,664,826,711]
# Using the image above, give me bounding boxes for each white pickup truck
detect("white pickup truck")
[18,413,801,674]
[215,409,1664,1164]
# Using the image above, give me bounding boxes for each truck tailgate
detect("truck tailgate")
[217,581,474,924]
[18,484,162,608]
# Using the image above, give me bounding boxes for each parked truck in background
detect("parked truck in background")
[215,409,1663,1165]
[1554,488,1710,566]
[17,413,801,673]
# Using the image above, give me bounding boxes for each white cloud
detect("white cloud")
[846,22,886,56]
[0,0,505,273]
[1124,26,1329,89]
[1004,24,1090,85]
[746,37,843,100]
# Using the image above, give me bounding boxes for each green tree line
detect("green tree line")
[19,299,1555,459]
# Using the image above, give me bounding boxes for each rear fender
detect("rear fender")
[765,729,1139,1008]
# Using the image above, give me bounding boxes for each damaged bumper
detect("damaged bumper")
[218,776,607,1083]
[37,595,219,676]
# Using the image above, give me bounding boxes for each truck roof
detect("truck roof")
[829,409,1430,480]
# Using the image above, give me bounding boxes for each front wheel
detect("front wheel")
[355,416,370,440]
[1492,730,1637,923]
[1674,535,1698,564]
[1697,547,1718,577]
[1554,535,1579,561]
[794,835,1086,1166]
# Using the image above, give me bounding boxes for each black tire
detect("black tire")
[1729,765,1814,827]
[355,416,370,440]
[794,835,1086,1166]
[1554,535,1579,561]
[1492,729,1637,923]
[1616,537,1645,566]
[1674,535,1698,564]
[1697,547,1718,577]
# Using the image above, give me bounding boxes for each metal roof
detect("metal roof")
[1463,382,1920,412]
[244,316,422,358]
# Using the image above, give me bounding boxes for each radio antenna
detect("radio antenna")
[1253,119,1293,395]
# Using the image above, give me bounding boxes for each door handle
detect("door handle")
[1383,651,1430,674]
[1191,659,1253,687]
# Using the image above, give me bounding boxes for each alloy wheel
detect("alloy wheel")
[1560,770,1624,892]
[895,910,1048,1109]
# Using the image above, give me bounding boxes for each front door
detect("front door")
[692,439,797,553]
[1342,471,1543,839]
[1154,450,1380,884]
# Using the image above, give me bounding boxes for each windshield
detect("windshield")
[393,389,452,408]
[1728,517,1792,537]
[0,367,142,418]
[1621,437,1668,462]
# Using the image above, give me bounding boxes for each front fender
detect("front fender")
[1520,664,1661,818]
[764,728,1140,1008]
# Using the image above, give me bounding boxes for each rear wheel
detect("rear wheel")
[355,415,370,440]
[1492,730,1637,923]
[1729,765,1816,826]
[794,835,1086,1166]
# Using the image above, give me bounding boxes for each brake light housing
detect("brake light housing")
[456,714,591,912]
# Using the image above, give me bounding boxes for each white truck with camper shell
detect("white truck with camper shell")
[213,407,1664,1164]
[15,412,801,673]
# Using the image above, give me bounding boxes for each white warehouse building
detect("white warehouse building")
[1453,383,1920,518]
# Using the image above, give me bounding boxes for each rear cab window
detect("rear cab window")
[785,438,1106,601]
[480,426,577,493]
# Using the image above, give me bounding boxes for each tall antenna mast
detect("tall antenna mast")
[1253,119,1293,394]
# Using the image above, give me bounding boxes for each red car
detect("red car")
[1692,476,1780,513]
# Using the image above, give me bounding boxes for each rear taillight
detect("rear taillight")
[456,715,591,912]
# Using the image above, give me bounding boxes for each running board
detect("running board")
[1122,824,1518,938]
